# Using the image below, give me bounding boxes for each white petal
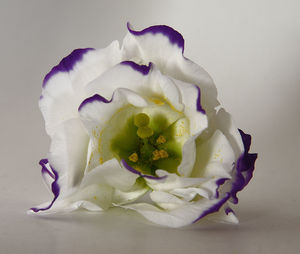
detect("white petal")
[146,170,207,191]
[177,136,197,177]
[150,191,188,210]
[210,108,244,159]
[80,159,139,192]
[122,24,218,112]
[192,129,235,178]
[79,88,148,134]
[121,194,230,228]
[170,187,211,201]
[207,205,239,224]
[113,179,149,205]
[40,41,121,136]
[85,62,183,112]
[48,118,89,192]
[174,79,208,135]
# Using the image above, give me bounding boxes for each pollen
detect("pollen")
[152,150,161,161]
[129,152,138,162]
[156,135,166,145]
[152,149,169,160]
[159,149,169,159]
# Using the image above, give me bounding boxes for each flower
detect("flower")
[29,24,257,228]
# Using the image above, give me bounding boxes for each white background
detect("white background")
[1,0,299,253]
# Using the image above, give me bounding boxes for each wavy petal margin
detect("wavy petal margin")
[127,23,184,53]
[193,193,231,223]
[121,61,152,75]
[230,129,258,204]
[43,48,95,87]
[30,159,60,212]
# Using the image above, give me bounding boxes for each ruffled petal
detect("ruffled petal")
[121,193,230,228]
[229,129,257,204]
[29,159,60,213]
[122,24,218,112]
[40,41,121,136]
[85,61,183,112]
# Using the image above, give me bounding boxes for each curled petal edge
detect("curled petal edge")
[30,159,60,213]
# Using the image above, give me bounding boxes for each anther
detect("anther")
[129,152,138,162]
[156,135,166,144]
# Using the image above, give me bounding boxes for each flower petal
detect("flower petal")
[40,41,121,136]
[192,129,236,178]
[48,118,89,191]
[80,158,140,192]
[85,61,183,112]
[145,170,207,191]
[230,129,257,204]
[29,160,60,213]
[122,24,218,111]
[122,193,230,228]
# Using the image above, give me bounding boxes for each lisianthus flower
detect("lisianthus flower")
[29,24,257,228]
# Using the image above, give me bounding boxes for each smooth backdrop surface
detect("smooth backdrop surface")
[1,0,299,253]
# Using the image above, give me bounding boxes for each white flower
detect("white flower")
[29,24,257,228]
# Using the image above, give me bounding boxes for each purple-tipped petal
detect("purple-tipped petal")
[225,206,235,215]
[40,158,55,179]
[230,129,258,204]
[121,61,152,75]
[43,48,95,87]
[215,178,230,198]
[194,85,206,114]
[127,23,184,53]
[121,159,167,180]
[78,94,112,111]
[193,193,231,223]
[31,159,60,212]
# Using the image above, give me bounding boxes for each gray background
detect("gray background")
[1,0,299,253]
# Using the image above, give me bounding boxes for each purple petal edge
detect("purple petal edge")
[193,193,231,223]
[78,93,112,111]
[40,158,55,179]
[121,159,167,180]
[194,85,206,114]
[121,61,152,75]
[127,23,185,53]
[43,48,95,88]
[229,129,257,204]
[225,206,235,215]
[215,178,229,198]
[30,159,60,213]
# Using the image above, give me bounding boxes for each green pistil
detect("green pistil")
[110,113,182,176]
[134,113,150,127]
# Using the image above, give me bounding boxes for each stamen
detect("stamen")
[134,113,150,127]
[152,149,169,160]
[129,152,138,162]
[152,150,161,161]
[156,135,166,144]
[159,150,169,159]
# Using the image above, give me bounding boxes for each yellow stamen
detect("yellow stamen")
[159,149,169,159]
[152,150,161,161]
[156,135,166,145]
[152,149,169,160]
[129,152,138,162]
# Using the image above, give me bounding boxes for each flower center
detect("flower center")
[110,112,183,176]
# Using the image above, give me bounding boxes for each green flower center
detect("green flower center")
[110,112,183,176]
